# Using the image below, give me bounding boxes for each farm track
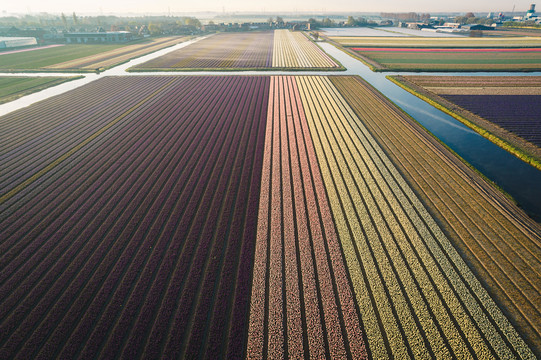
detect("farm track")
[297,75,534,359]
[247,76,366,359]
[0,76,268,359]
[330,75,541,358]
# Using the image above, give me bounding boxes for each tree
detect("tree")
[72,12,78,25]
[267,17,273,24]
[276,16,284,24]
[321,17,334,27]
[357,17,369,26]
[455,16,468,24]
[346,16,356,27]
[185,17,200,28]
[61,13,67,28]
[148,22,162,35]
[465,12,475,18]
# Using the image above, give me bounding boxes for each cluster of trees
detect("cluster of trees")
[503,20,541,28]
[454,13,494,25]
[306,16,380,29]
[381,12,430,21]
[147,17,201,35]
[307,17,337,28]
[266,16,284,24]
[345,16,377,27]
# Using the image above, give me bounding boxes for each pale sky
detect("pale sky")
[0,0,535,16]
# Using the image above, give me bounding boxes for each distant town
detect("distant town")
[1,4,540,49]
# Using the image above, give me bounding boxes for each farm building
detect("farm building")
[0,36,37,49]
[461,24,495,31]
[64,31,132,43]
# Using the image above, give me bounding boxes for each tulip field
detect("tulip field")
[0,37,189,72]
[330,36,541,48]
[325,35,541,72]
[0,76,269,359]
[131,30,340,70]
[331,75,541,357]
[399,75,541,147]
[272,30,339,68]
[351,47,541,71]
[131,32,274,70]
[0,75,539,359]
[390,75,541,169]
[43,36,191,71]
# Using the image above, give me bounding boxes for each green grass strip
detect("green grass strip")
[0,76,83,104]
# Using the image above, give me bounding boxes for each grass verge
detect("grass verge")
[0,76,84,104]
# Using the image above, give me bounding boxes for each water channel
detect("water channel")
[1,37,540,220]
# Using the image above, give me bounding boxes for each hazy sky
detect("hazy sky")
[0,0,535,15]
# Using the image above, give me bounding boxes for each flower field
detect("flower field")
[132,32,274,70]
[0,37,188,72]
[330,36,541,48]
[351,47,541,71]
[331,75,541,357]
[353,47,541,53]
[442,95,541,146]
[399,75,541,93]
[272,30,339,69]
[132,30,340,70]
[246,76,366,359]
[43,36,190,71]
[0,75,538,359]
[0,76,269,359]
[390,75,541,169]
[325,35,541,71]
[294,76,534,359]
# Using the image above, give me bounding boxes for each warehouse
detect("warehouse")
[0,36,37,49]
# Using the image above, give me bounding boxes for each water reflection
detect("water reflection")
[392,98,478,134]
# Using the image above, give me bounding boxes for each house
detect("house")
[64,31,132,44]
